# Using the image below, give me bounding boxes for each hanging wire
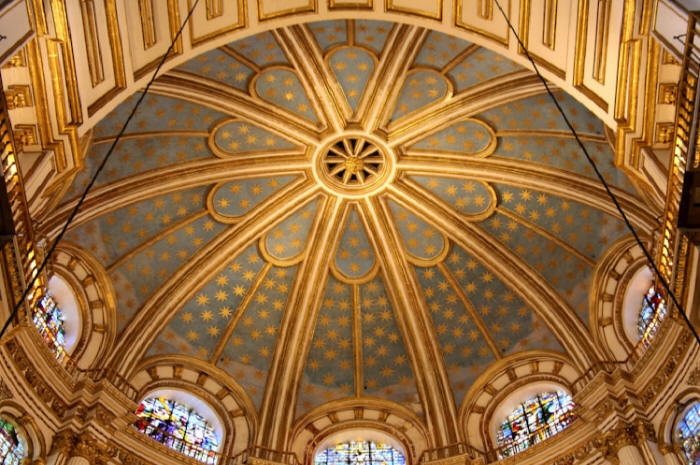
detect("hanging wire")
[0,0,202,341]
[492,0,700,347]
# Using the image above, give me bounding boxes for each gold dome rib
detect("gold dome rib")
[360,196,462,446]
[108,182,322,375]
[397,156,656,229]
[43,157,310,237]
[387,183,606,370]
[257,195,345,449]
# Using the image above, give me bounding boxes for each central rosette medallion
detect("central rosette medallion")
[314,133,395,198]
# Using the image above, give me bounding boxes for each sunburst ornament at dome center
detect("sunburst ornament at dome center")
[314,134,395,198]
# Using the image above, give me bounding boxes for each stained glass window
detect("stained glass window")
[315,441,406,465]
[496,391,576,458]
[676,401,700,465]
[133,396,219,464]
[32,294,67,360]
[0,418,23,465]
[637,286,667,348]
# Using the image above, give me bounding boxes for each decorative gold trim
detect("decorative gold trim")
[386,0,442,21]
[257,0,316,21]
[478,0,494,20]
[79,0,105,87]
[329,0,373,10]
[207,118,305,159]
[455,0,509,46]
[2,49,27,68]
[187,0,247,47]
[12,124,38,150]
[86,0,126,116]
[138,0,157,50]
[206,0,224,19]
[655,123,675,145]
[542,0,557,50]
[5,85,33,109]
[573,0,588,88]
[658,83,677,105]
[133,0,183,80]
[592,0,610,84]
[517,0,565,78]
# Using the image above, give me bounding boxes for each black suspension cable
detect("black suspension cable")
[492,0,700,347]
[0,0,202,341]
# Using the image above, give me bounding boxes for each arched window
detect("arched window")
[496,391,576,457]
[32,294,67,360]
[0,417,24,465]
[675,401,700,465]
[133,396,219,463]
[638,286,667,348]
[315,441,406,465]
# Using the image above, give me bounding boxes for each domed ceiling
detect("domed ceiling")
[47,20,653,422]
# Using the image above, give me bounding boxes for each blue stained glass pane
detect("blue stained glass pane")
[133,397,219,463]
[315,441,406,465]
[676,401,700,464]
[496,391,576,458]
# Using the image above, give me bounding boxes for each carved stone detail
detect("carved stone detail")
[51,430,76,455]
[603,420,657,456]
[687,365,700,385]
[0,379,11,400]
[641,330,692,407]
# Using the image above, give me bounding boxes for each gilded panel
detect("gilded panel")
[187,0,246,46]
[329,0,372,10]
[518,0,572,78]
[386,0,441,20]
[257,0,316,21]
[123,0,181,78]
[455,0,510,45]
[65,0,125,116]
[573,0,624,112]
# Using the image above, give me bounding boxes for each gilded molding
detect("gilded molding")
[79,0,105,86]
[329,0,372,9]
[655,122,675,145]
[257,0,316,21]
[386,0,442,21]
[12,124,38,149]
[658,82,677,105]
[2,49,27,68]
[5,85,33,109]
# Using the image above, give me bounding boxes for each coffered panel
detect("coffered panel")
[123,0,182,78]
[65,0,125,116]
[519,0,572,78]
[455,0,511,45]
[187,0,246,46]
[386,0,441,20]
[257,0,316,21]
[573,0,625,112]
